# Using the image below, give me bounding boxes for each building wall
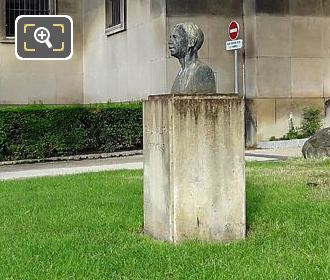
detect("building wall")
[82,0,167,103]
[82,0,244,102]
[0,0,83,104]
[245,0,330,143]
[1,0,329,142]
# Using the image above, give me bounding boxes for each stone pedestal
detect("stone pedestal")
[143,94,245,243]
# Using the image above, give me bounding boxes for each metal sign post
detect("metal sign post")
[234,49,238,94]
[227,21,243,94]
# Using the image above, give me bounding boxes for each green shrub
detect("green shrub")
[282,127,301,140]
[282,118,302,140]
[0,103,142,161]
[282,106,322,140]
[300,107,322,138]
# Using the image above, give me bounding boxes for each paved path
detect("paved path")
[0,156,143,181]
[0,148,302,181]
[246,147,302,161]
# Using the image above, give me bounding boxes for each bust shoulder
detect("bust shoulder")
[194,61,214,76]
[190,60,216,93]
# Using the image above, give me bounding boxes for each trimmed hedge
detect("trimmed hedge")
[0,103,143,161]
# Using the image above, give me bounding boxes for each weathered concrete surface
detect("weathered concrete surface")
[245,98,325,145]
[166,0,243,17]
[302,127,330,159]
[83,0,167,102]
[0,0,83,104]
[244,0,330,143]
[144,94,245,243]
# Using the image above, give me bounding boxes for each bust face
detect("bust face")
[168,26,188,59]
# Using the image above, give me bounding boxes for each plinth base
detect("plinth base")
[143,94,246,243]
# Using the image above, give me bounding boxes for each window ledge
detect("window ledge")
[105,23,126,36]
[0,38,15,44]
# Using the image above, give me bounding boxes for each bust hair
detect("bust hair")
[174,22,204,52]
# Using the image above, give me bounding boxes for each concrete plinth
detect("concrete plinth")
[143,94,245,243]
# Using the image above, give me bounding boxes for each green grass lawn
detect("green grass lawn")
[0,160,329,279]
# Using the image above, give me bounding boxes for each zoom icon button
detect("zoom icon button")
[15,15,73,61]
[34,27,53,48]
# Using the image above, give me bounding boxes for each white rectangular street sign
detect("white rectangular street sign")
[226,39,243,51]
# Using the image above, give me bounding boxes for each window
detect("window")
[105,0,125,36]
[5,0,56,38]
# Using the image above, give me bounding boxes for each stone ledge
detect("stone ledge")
[258,138,308,149]
[0,150,143,166]
[147,93,240,101]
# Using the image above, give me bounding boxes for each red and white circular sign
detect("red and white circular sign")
[228,21,240,41]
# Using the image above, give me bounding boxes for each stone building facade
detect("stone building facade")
[245,0,330,143]
[0,0,330,143]
[0,0,83,104]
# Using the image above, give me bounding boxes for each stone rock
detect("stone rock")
[302,128,330,159]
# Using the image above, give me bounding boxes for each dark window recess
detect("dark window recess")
[5,0,51,37]
[106,0,122,28]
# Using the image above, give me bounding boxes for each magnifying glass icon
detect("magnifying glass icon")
[34,27,53,49]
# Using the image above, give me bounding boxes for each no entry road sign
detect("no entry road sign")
[228,21,239,41]
[227,20,242,95]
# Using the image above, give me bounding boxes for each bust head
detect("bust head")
[168,23,204,59]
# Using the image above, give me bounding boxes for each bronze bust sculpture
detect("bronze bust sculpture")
[168,23,216,94]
